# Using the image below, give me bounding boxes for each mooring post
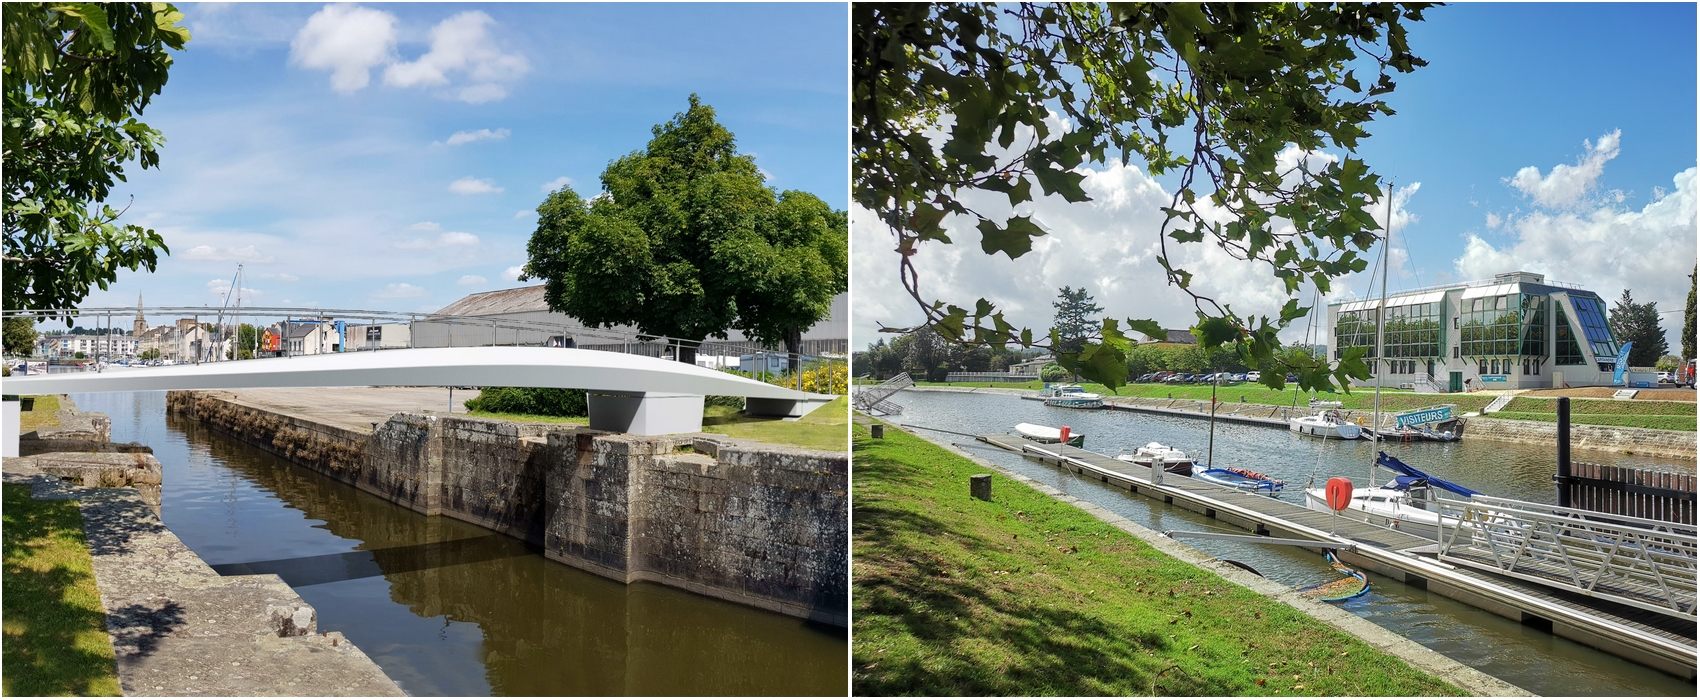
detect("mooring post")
[1152,455,1165,486]
[970,474,992,501]
[1555,396,1572,508]
[870,424,884,439]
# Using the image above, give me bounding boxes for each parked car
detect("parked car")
[1658,371,1674,384]
[1164,373,1191,383]
[1137,373,1158,383]
[1246,370,1262,382]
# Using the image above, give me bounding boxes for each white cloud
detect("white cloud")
[253,272,300,282]
[448,177,501,195]
[396,231,479,249]
[207,278,264,297]
[383,11,529,104]
[289,4,397,93]
[1457,167,1696,346]
[407,221,440,231]
[457,275,487,286]
[501,266,525,281]
[513,209,535,219]
[443,128,509,146]
[540,176,572,193]
[182,244,277,263]
[1485,212,1502,230]
[372,283,428,299]
[1507,130,1622,209]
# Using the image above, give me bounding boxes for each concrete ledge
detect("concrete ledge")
[744,393,838,421]
[894,423,1531,697]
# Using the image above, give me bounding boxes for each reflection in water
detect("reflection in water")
[76,391,846,697]
[898,391,1695,697]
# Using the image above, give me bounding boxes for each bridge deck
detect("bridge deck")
[975,432,1696,677]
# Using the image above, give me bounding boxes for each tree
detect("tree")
[1656,355,1681,372]
[1051,286,1104,354]
[854,3,1432,392]
[3,315,37,355]
[523,95,847,366]
[1683,265,1695,361]
[3,4,189,315]
[1609,289,1667,367]
[901,325,950,382]
[139,347,159,361]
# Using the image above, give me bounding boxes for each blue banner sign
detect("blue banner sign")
[1395,406,1453,429]
[1480,374,1507,383]
[1613,341,1634,385]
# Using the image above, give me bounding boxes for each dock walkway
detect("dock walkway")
[978,433,1698,680]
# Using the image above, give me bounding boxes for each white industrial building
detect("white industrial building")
[1327,271,1624,391]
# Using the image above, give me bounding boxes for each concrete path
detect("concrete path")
[198,386,470,432]
[2,464,403,696]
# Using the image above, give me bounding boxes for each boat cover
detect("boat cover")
[1376,452,1480,498]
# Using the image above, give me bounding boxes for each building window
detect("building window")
[1555,308,1587,365]
[367,326,383,342]
[1383,301,1443,359]
[1478,358,1488,375]
[1459,294,1521,358]
[1569,295,1619,358]
[1520,295,1547,358]
[1335,309,1379,359]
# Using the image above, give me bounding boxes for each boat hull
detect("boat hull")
[1302,488,1452,539]
[1289,419,1362,440]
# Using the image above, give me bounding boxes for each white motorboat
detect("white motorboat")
[1014,422,1085,447]
[1303,480,1457,538]
[1289,410,1362,440]
[1041,384,1104,409]
[1114,442,1194,474]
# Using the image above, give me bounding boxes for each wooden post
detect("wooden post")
[970,474,992,501]
[1556,397,1571,508]
[870,424,884,439]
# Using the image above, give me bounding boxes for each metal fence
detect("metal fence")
[942,371,1041,383]
[1560,462,1697,526]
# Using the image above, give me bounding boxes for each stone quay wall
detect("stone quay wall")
[167,390,847,626]
[1465,416,1696,459]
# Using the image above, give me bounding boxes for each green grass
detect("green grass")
[18,394,62,433]
[851,423,1463,696]
[914,380,1498,414]
[2,484,121,697]
[701,396,848,452]
[1503,397,1696,416]
[1492,412,1697,432]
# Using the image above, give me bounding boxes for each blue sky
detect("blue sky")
[852,2,1697,353]
[69,2,847,326]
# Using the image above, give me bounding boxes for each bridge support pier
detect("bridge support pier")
[587,392,705,435]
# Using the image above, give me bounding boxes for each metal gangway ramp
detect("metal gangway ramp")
[852,372,912,415]
[1436,494,1697,619]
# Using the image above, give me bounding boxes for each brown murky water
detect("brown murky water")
[82,391,846,697]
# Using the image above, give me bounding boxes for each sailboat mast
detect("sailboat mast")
[1370,184,1393,487]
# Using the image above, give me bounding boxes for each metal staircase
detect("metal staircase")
[853,372,913,415]
[1483,394,1515,413]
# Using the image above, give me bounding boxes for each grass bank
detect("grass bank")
[1491,412,1696,432]
[852,422,1462,696]
[2,484,121,696]
[468,396,850,452]
[702,396,848,452]
[18,394,62,433]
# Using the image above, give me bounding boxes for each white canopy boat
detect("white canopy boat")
[1014,422,1085,447]
[1114,442,1194,474]
[1040,384,1104,409]
[1289,409,1362,440]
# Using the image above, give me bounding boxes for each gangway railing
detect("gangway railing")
[853,373,912,415]
[1434,493,1697,619]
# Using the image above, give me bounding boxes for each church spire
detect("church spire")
[133,293,147,335]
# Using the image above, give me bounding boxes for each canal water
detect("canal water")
[890,389,1695,696]
[78,391,847,696]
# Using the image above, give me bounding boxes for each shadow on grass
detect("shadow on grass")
[852,444,1207,696]
[2,484,122,697]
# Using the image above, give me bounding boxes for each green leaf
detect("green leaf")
[976,215,1045,259]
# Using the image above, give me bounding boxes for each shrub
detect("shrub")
[1039,363,1069,382]
[465,387,588,417]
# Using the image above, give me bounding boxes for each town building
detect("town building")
[1326,271,1623,391]
[344,323,411,351]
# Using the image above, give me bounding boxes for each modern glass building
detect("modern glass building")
[1326,271,1621,391]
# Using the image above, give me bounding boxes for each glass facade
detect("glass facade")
[1569,294,1618,358]
[1520,295,1546,359]
[1335,309,1378,359]
[1458,294,1520,357]
[1383,302,1443,358]
[1555,307,1587,365]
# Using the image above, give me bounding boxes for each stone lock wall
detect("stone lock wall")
[167,391,847,626]
[1465,416,1697,459]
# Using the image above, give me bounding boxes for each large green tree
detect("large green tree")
[524,95,847,366]
[1683,265,1695,361]
[1609,289,1667,368]
[2,316,37,355]
[854,3,1432,391]
[1050,286,1103,354]
[3,3,189,315]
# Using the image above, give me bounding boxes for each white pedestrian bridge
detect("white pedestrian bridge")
[3,347,835,438]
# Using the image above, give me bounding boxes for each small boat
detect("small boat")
[1114,442,1194,476]
[1014,422,1085,447]
[1370,425,1459,443]
[1193,465,1284,494]
[1302,453,1480,537]
[1041,384,1104,409]
[1290,410,1362,440]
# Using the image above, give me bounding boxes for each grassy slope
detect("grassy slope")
[1491,412,1696,432]
[2,484,121,697]
[852,423,1461,697]
[702,396,848,452]
[18,394,62,433]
